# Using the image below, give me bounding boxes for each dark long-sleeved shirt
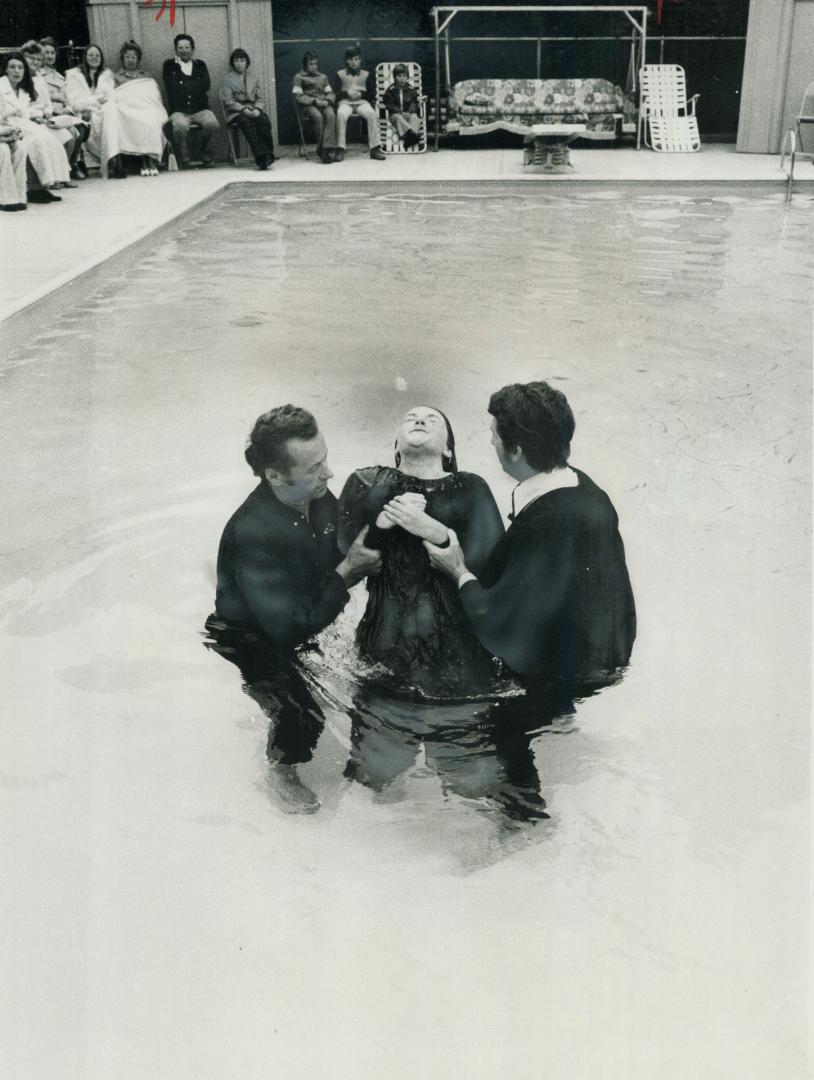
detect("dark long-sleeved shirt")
[460,468,636,686]
[214,483,349,653]
[382,83,420,117]
[162,57,211,115]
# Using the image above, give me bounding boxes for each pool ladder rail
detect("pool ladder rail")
[780,79,814,202]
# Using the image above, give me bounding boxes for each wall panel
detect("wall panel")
[86,0,257,159]
[236,0,278,145]
[737,0,814,153]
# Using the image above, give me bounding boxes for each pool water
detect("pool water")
[1,184,810,1079]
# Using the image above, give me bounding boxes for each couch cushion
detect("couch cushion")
[452,77,625,116]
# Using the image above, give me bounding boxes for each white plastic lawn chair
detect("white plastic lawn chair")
[639,64,700,152]
[375,62,428,154]
[780,80,814,201]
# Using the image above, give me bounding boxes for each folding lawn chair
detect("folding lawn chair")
[639,64,700,152]
[375,62,428,155]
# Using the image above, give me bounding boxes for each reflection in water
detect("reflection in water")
[203,616,327,813]
[343,688,560,824]
[204,613,595,825]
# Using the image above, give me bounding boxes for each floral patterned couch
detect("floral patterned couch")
[447,78,636,140]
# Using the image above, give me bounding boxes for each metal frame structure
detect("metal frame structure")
[780,80,814,202]
[431,5,649,150]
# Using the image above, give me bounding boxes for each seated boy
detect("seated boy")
[334,46,385,161]
[292,50,337,164]
[382,63,422,149]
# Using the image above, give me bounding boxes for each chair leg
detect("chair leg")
[227,124,238,166]
[788,139,797,203]
[295,112,309,160]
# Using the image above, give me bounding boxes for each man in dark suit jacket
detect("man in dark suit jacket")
[162,33,219,167]
[424,381,636,705]
[205,405,380,812]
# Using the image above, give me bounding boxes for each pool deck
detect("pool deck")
[0,142,808,326]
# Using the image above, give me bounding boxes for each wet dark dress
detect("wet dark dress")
[338,467,505,697]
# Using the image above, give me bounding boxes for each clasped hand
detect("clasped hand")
[378,493,448,545]
[424,528,468,581]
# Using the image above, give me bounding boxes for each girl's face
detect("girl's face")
[25,52,42,72]
[232,56,248,74]
[85,46,102,69]
[122,50,139,71]
[306,58,319,75]
[41,44,57,67]
[395,72,409,88]
[5,58,25,85]
[396,407,450,459]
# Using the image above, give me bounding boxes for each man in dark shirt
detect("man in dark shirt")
[424,382,636,704]
[162,33,219,168]
[205,405,380,812]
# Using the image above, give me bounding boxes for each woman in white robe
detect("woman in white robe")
[0,53,70,192]
[112,41,168,175]
[65,45,122,178]
[20,41,77,188]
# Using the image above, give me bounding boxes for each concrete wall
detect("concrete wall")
[737,0,814,152]
[85,0,277,156]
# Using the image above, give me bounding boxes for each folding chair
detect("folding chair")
[162,118,202,170]
[638,64,700,152]
[295,103,311,159]
[375,62,428,155]
[343,110,369,150]
[295,101,364,159]
[217,99,252,166]
[780,80,814,201]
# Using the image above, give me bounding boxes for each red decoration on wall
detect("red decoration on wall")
[655,0,688,25]
[144,0,177,27]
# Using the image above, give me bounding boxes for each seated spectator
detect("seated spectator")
[65,44,126,178]
[162,33,219,169]
[0,117,27,211]
[220,48,275,170]
[113,40,167,176]
[20,41,77,189]
[0,52,70,202]
[292,51,337,165]
[382,63,422,149]
[38,35,90,179]
[334,46,385,162]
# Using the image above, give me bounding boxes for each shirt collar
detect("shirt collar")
[175,57,194,74]
[511,467,579,519]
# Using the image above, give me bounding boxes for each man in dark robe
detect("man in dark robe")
[204,404,380,811]
[424,382,635,704]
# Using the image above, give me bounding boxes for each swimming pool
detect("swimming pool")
[1,183,810,1079]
